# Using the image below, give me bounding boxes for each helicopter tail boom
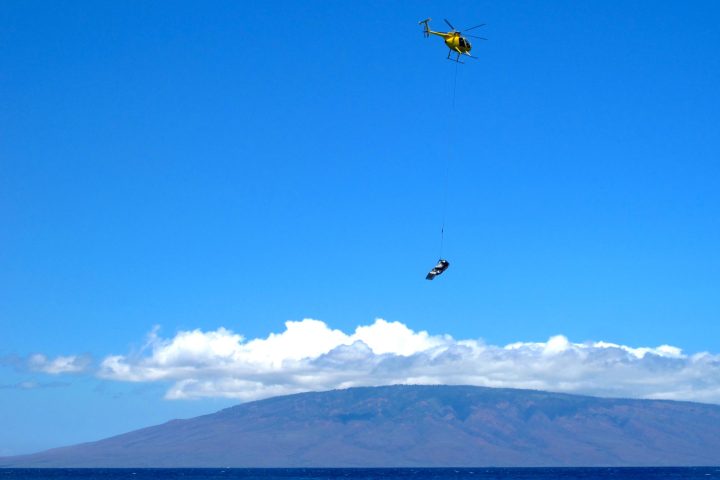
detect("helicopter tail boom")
[419,19,452,40]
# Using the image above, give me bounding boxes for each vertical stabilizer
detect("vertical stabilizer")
[418,18,432,38]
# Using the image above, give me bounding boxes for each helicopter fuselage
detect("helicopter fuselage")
[428,30,472,55]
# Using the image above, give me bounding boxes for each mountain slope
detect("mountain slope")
[3,385,720,467]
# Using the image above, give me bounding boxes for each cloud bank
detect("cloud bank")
[98,318,720,404]
[28,354,91,374]
[1,353,92,374]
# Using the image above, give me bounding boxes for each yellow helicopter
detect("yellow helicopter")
[418,18,487,62]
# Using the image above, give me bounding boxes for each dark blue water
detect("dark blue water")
[1,469,720,480]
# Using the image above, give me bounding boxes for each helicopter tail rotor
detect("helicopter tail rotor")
[418,18,431,38]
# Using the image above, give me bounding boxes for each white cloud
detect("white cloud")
[27,354,91,374]
[97,318,720,404]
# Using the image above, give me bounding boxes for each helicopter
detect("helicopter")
[418,18,487,63]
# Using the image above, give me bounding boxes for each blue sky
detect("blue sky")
[1,0,719,456]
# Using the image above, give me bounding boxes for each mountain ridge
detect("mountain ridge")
[3,384,720,467]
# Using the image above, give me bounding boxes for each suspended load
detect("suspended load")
[426,259,450,280]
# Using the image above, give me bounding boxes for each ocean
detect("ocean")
[1,469,719,480]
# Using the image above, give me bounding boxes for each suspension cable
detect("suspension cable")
[439,60,459,259]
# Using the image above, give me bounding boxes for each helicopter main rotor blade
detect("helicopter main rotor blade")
[462,23,486,32]
[465,34,488,40]
[444,18,456,30]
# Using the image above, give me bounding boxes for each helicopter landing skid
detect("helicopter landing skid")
[447,52,465,64]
